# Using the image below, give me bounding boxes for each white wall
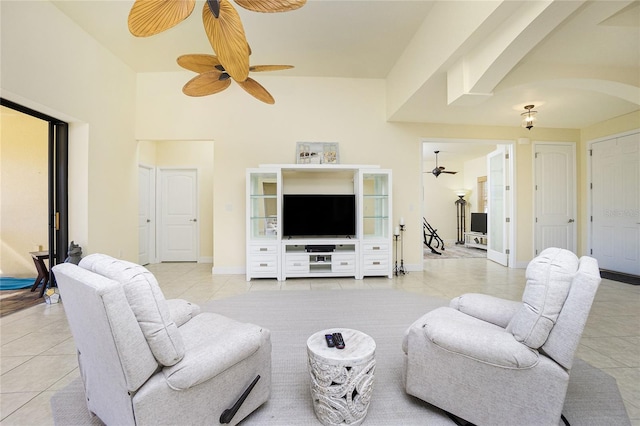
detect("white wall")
[464,156,488,214]
[1,1,138,260]
[136,72,583,270]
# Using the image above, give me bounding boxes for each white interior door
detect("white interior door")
[159,169,198,262]
[138,165,154,265]
[487,146,511,266]
[534,143,576,255]
[591,132,640,275]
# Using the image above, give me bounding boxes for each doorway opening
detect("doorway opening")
[1,98,68,313]
[421,139,514,265]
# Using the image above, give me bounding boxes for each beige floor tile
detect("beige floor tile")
[0,356,33,376]
[1,355,78,393]
[0,391,40,421]
[0,390,56,426]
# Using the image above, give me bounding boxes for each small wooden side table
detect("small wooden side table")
[29,251,52,297]
[307,329,376,426]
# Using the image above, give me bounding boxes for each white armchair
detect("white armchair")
[403,248,601,425]
[52,254,271,426]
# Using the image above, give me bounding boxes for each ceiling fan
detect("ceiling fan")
[177,54,293,104]
[128,0,306,89]
[431,151,458,178]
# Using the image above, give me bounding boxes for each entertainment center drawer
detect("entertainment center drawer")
[285,254,310,273]
[332,254,356,273]
[249,256,278,274]
[362,255,388,271]
[249,244,278,255]
[362,243,389,253]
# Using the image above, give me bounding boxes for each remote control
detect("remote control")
[325,334,335,347]
[333,332,345,349]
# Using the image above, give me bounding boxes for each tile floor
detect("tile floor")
[1,258,638,425]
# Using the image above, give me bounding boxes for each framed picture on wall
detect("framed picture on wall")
[296,142,340,164]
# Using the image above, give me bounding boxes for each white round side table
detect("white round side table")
[306,329,376,426]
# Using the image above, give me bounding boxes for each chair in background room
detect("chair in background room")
[403,247,601,425]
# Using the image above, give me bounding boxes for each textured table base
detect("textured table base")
[307,330,376,426]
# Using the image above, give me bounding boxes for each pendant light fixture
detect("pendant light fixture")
[521,105,537,130]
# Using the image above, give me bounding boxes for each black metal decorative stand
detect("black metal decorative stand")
[455,195,467,245]
[394,225,407,276]
[394,234,400,275]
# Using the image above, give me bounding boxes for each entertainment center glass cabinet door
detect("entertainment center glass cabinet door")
[246,169,281,280]
[359,170,393,278]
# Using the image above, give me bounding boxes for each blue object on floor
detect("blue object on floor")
[0,277,36,290]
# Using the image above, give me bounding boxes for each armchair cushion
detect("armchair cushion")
[507,248,578,349]
[419,307,539,369]
[163,313,269,390]
[79,254,185,366]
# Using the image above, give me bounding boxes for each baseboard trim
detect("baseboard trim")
[600,269,639,285]
[212,266,246,275]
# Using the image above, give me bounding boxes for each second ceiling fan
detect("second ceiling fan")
[431,150,458,178]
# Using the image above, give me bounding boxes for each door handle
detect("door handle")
[568,219,575,223]
[146,219,151,223]
[189,218,197,222]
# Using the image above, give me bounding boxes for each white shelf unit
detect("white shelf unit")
[246,168,281,280]
[283,240,357,279]
[464,232,488,250]
[246,165,392,281]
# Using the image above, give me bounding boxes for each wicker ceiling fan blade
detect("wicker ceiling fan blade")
[177,54,223,73]
[234,0,306,13]
[128,0,196,37]
[249,65,294,72]
[203,0,250,82]
[182,71,231,97]
[237,78,275,104]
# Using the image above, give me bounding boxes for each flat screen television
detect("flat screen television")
[283,194,356,237]
[470,212,487,234]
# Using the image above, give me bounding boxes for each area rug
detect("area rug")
[51,290,630,425]
[0,277,35,290]
[424,244,487,259]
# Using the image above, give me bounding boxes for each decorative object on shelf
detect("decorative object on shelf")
[430,151,458,177]
[296,142,339,164]
[394,219,407,276]
[177,54,293,104]
[455,190,467,245]
[521,104,538,130]
[127,0,306,99]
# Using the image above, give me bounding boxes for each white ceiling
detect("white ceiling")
[49,0,639,143]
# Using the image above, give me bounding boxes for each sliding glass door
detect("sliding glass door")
[1,98,68,272]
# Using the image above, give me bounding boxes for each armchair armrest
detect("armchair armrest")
[450,293,521,328]
[167,299,201,327]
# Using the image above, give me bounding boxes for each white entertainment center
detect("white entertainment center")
[246,164,392,281]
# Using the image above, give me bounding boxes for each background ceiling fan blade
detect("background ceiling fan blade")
[442,171,458,174]
[182,71,230,96]
[203,0,250,82]
[177,54,222,73]
[234,0,306,13]
[128,0,195,37]
[237,78,275,104]
[249,65,294,72]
